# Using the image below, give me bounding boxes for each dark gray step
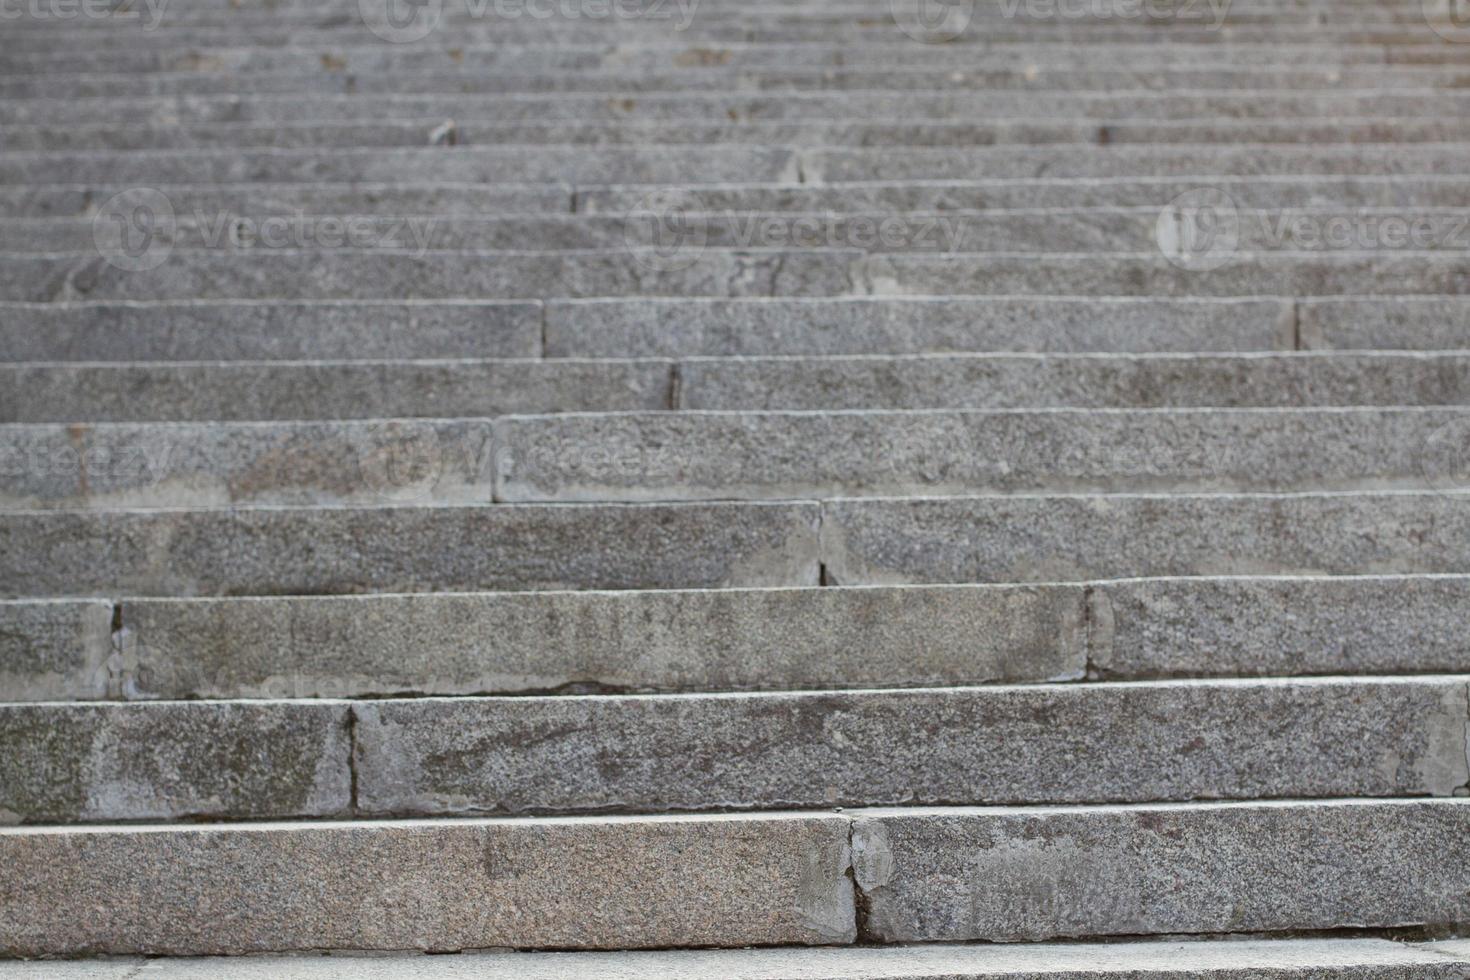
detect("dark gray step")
[0,501,821,598]
[9,575,1470,702]
[4,677,1463,823]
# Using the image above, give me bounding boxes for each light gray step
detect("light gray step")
[0,300,543,362]
[679,353,1470,412]
[543,297,1296,357]
[5,93,1469,127]
[0,182,573,219]
[0,298,1292,362]
[5,939,1469,980]
[0,812,855,955]
[14,208,1470,255]
[820,491,1470,585]
[853,799,1470,942]
[4,677,1465,823]
[576,175,1470,213]
[0,419,500,509]
[857,253,1470,298]
[1,249,857,303]
[806,145,1470,182]
[0,359,677,422]
[12,575,1470,702]
[2,42,1461,75]
[5,64,1466,98]
[11,117,1470,151]
[4,175,1461,220]
[10,492,1470,598]
[0,145,801,184]
[1,803,1466,957]
[0,501,820,598]
[16,352,1470,424]
[491,408,1470,502]
[11,251,1470,303]
[550,296,1470,357]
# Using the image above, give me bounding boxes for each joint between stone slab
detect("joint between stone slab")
[667,362,683,410]
[1081,584,1115,681]
[104,599,136,701]
[347,705,361,815]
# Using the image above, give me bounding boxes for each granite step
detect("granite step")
[490,407,1470,501]
[9,574,1470,702]
[3,676,1464,822]
[5,93,1470,128]
[1,939,1466,980]
[10,251,1470,303]
[0,801,1466,956]
[13,352,1470,423]
[8,492,1470,597]
[13,208,1470,255]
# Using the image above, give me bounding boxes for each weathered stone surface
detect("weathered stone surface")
[0,249,856,303]
[1300,298,1470,351]
[3,938,1468,979]
[0,420,497,509]
[1088,575,1470,679]
[852,799,1470,942]
[492,408,1470,501]
[0,301,543,361]
[0,813,855,955]
[2,94,1465,129]
[0,600,113,702]
[543,297,1291,357]
[0,360,671,423]
[0,501,820,598]
[681,353,1470,410]
[354,678,1468,815]
[862,253,1470,299]
[580,176,1470,214]
[106,584,1084,700]
[0,145,800,183]
[0,701,350,823]
[0,183,571,219]
[820,492,1470,584]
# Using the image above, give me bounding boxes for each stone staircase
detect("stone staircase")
[5,0,1470,975]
